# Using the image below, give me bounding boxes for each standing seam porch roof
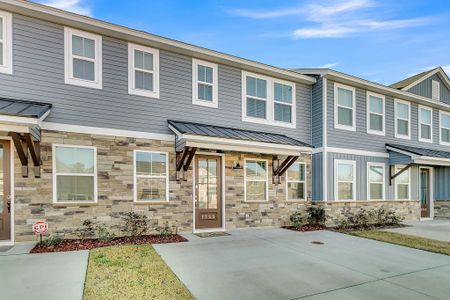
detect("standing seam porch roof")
[0,97,52,118]
[386,144,450,159]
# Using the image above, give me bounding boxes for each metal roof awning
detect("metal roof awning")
[168,120,313,156]
[0,98,52,178]
[386,144,450,167]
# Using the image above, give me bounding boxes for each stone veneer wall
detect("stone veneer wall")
[434,201,450,219]
[9,130,313,242]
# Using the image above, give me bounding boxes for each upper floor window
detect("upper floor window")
[64,27,102,89]
[244,159,268,202]
[334,83,356,131]
[334,160,356,201]
[432,80,440,101]
[419,106,433,143]
[286,162,306,201]
[394,100,411,140]
[134,150,168,202]
[192,59,218,108]
[128,43,159,98]
[53,145,97,204]
[0,10,12,74]
[440,111,450,146]
[366,92,385,135]
[367,163,385,200]
[242,71,296,128]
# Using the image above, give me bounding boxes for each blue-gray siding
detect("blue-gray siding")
[434,167,450,200]
[388,151,413,164]
[311,79,323,147]
[0,13,311,141]
[312,153,323,201]
[407,74,450,105]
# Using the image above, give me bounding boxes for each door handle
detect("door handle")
[7,199,11,213]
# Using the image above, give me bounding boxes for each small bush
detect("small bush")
[289,211,305,229]
[76,219,96,240]
[96,224,115,242]
[121,212,148,238]
[307,206,326,226]
[41,234,63,246]
[384,209,404,225]
[336,207,405,230]
[154,222,173,237]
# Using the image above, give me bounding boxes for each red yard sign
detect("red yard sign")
[33,222,48,234]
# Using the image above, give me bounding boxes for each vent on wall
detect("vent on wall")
[432,80,440,101]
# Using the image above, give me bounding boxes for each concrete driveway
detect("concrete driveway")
[154,228,450,300]
[383,220,450,242]
[0,245,88,300]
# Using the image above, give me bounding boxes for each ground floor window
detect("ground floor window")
[395,165,410,200]
[367,163,385,200]
[335,160,356,201]
[244,159,268,201]
[286,162,306,201]
[53,145,97,203]
[134,150,169,202]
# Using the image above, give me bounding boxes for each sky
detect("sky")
[35,0,450,85]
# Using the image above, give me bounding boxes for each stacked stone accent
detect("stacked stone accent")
[434,201,450,219]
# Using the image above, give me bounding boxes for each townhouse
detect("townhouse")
[0,1,449,244]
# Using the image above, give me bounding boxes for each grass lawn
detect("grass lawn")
[83,244,194,300]
[351,230,450,256]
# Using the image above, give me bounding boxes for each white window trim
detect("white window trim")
[0,10,12,74]
[128,43,160,98]
[285,162,306,201]
[394,99,411,140]
[64,27,102,89]
[334,83,356,131]
[394,165,411,200]
[367,162,385,201]
[439,110,450,146]
[432,80,440,101]
[334,159,356,201]
[418,105,433,143]
[192,58,218,108]
[52,144,98,204]
[133,150,169,203]
[242,71,296,128]
[366,91,385,136]
[244,158,269,202]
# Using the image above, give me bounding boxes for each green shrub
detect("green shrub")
[307,206,326,226]
[96,224,115,242]
[121,212,148,238]
[75,219,96,240]
[289,211,305,229]
[154,222,173,237]
[41,234,63,246]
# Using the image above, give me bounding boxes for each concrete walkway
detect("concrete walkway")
[154,228,450,300]
[383,220,450,242]
[0,245,89,300]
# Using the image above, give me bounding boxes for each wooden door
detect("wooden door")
[0,140,11,240]
[420,168,430,218]
[195,155,222,229]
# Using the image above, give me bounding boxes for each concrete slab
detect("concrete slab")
[155,228,450,300]
[0,250,89,300]
[0,242,36,256]
[383,220,450,242]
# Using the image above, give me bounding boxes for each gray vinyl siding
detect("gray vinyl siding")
[434,167,450,200]
[327,80,450,153]
[407,74,450,105]
[311,79,323,147]
[0,13,311,141]
[312,153,323,201]
[326,153,419,201]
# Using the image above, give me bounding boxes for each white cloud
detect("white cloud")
[318,61,340,68]
[40,0,92,16]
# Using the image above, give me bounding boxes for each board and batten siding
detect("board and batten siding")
[326,152,419,201]
[312,152,323,201]
[434,167,450,200]
[407,74,450,105]
[0,13,312,141]
[311,78,323,147]
[326,80,448,153]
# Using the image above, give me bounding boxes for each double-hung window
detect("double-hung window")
[419,106,433,143]
[367,163,385,200]
[134,151,169,202]
[53,145,97,203]
[440,111,450,146]
[335,160,356,201]
[242,71,296,128]
[395,166,410,200]
[0,10,12,74]
[128,43,159,98]
[286,162,306,201]
[366,92,385,135]
[334,83,356,131]
[192,59,218,108]
[394,100,411,139]
[64,27,102,89]
[244,159,268,202]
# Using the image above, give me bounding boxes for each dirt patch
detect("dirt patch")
[282,225,326,232]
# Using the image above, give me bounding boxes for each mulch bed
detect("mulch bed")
[282,225,326,232]
[30,234,187,254]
